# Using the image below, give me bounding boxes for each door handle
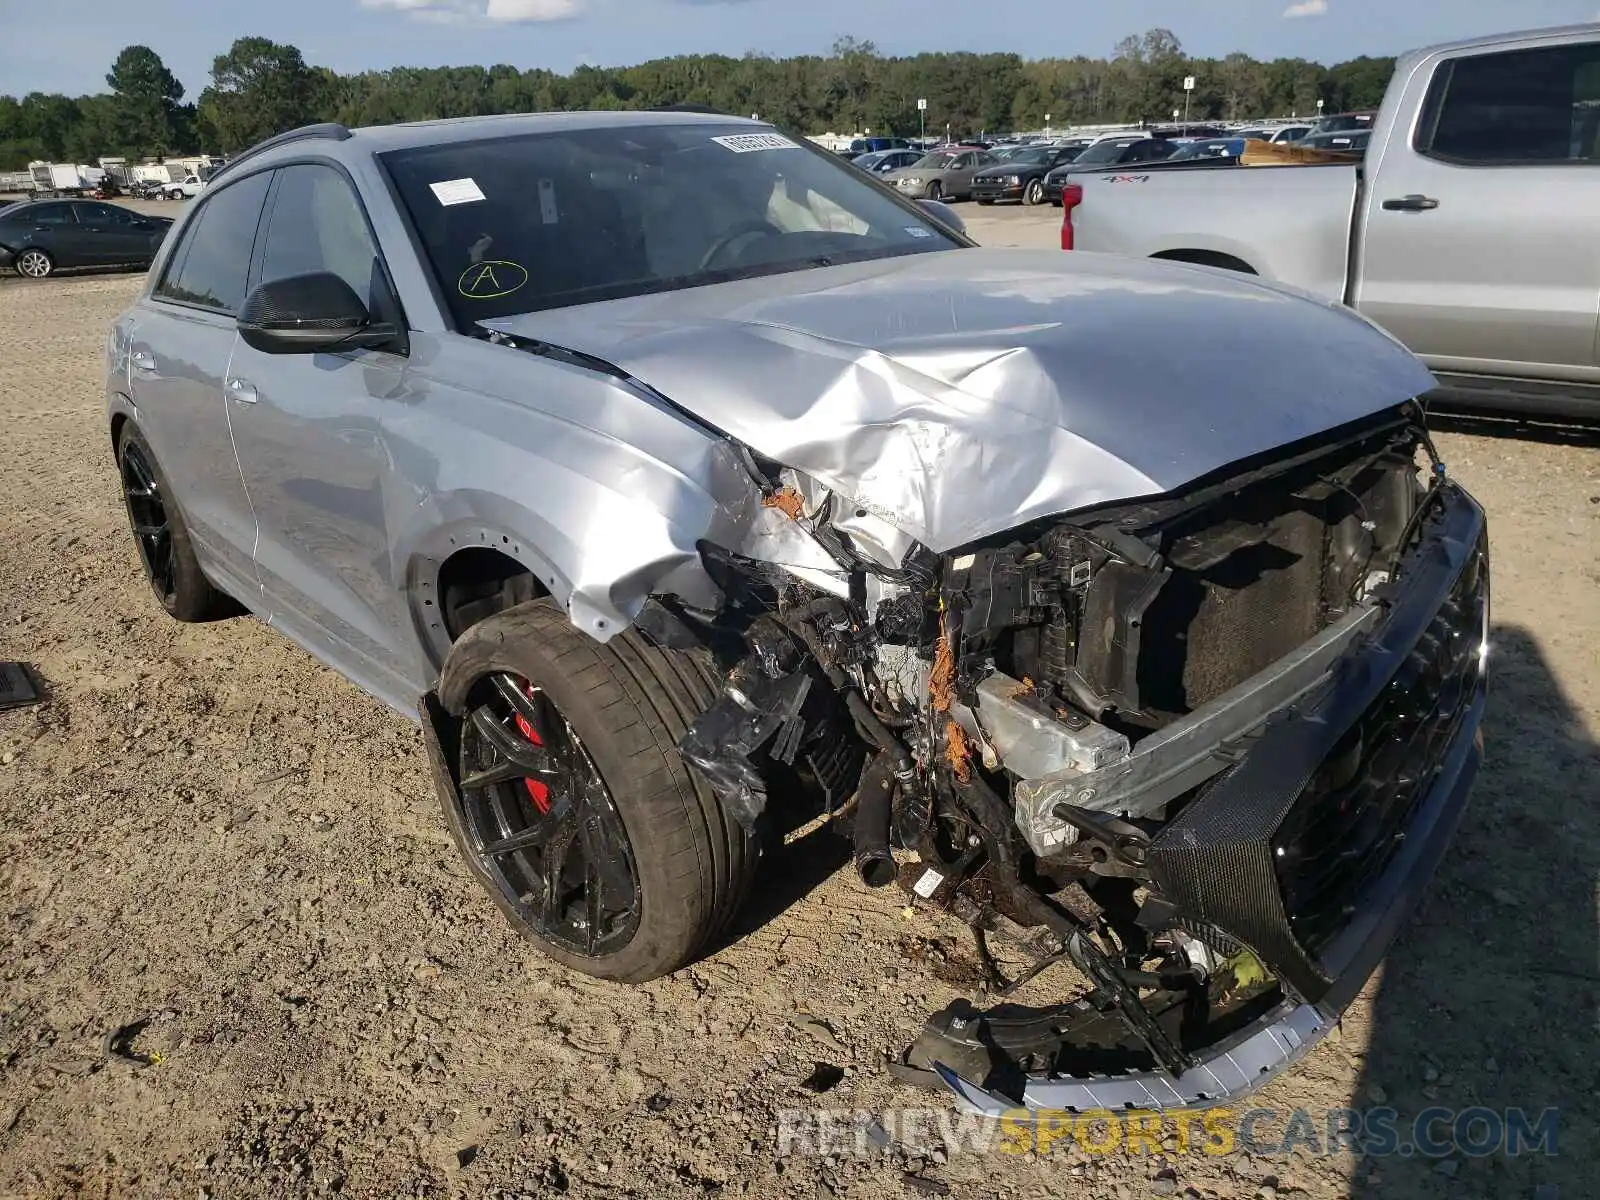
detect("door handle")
[1382,194,1439,212]
[131,350,157,372]
[226,377,258,404]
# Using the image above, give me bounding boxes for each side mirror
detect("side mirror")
[915,197,966,237]
[237,272,396,355]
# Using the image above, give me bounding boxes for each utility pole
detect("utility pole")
[1183,75,1195,125]
[918,97,927,144]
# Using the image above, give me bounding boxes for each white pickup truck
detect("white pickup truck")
[162,175,207,201]
[1058,24,1600,419]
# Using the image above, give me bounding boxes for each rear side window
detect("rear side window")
[155,171,272,313]
[256,163,385,309]
[1418,42,1600,164]
[26,204,75,225]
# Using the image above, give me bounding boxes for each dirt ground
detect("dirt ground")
[0,205,1596,1200]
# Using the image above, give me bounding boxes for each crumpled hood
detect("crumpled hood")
[482,247,1435,552]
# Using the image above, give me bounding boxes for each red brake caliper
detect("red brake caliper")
[512,684,553,815]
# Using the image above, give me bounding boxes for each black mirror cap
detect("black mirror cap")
[237,271,395,355]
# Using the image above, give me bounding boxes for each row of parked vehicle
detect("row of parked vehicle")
[842,113,1377,206]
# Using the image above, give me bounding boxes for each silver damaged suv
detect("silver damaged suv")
[107,111,1489,1114]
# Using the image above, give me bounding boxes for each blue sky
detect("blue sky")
[4,0,1597,98]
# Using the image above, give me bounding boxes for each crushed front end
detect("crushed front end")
[665,403,1487,1111]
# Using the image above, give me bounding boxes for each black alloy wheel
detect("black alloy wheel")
[457,672,642,957]
[119,439,176,607]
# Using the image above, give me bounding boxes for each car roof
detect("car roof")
[1409,21,1600,58]
[226,109,771,177]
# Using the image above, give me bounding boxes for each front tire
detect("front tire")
[925,180,943,201]
[15,248,53,279]
[116,423,228,621]
[1024,179,1045,206]
[436,600,757,983]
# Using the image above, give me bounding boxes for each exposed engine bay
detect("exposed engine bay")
[643,402,1485,1097]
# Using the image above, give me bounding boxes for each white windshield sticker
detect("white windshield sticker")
[904,226,933,238]
[711,133,798,153]
[429,177,486,206]
[538,178,559,225]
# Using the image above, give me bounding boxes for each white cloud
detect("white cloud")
[487,0,579,18]
[1282,0,1328,16]
[360,0,580,23]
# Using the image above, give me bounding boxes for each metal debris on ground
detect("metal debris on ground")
[0,661,43,711]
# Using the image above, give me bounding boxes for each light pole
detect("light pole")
[917,97,927,144]
[1183,74,1195,125]
[1045,112,1051,136]
[1316,98,1325,123]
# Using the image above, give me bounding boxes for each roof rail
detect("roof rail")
[209,122,354,182]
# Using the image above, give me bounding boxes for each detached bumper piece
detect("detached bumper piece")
[936,483,1488,1115]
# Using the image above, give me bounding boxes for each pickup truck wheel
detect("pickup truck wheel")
[436,599,757,983]
[1024,179,1045,206]
[116,423,228,621]
[166,189,183,201]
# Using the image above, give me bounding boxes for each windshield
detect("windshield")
[913,153,958,169]
[999,148,1053,167]
[1075,139,1142,165]
[383,123,960,325]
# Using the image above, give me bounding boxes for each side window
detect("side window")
[953,153,973,169]
[1419,42,1600,164]
[29,204,74,225]
[256,163,384,309]
[155,171,272,313]
[76,203,133,227]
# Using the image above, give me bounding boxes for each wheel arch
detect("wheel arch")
[408,525,567,672]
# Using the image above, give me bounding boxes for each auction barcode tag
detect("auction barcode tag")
[912,868,944,899]
[711,133,798,153]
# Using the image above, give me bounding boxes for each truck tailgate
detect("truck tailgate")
[1065,164,1361,302]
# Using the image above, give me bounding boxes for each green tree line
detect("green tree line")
[0,31,1396,167]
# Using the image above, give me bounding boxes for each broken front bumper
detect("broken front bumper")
[938,482,1489,1115]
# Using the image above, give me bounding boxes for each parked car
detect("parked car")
[107,110,1485,1116]
[1042,136,1180,203]
[971,144,1084,205]
[885,148,998,200]
[0,198,171,278]
[1165,137,1248,161]
[1310,110,1377,134]
[851,148,923,176]
[1267,124,1314,142]
[1055,26,1600,418]
[847,136,911,157]
[1295,129,1371,155]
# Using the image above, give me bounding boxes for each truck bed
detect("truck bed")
[1062,162,1361,302]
